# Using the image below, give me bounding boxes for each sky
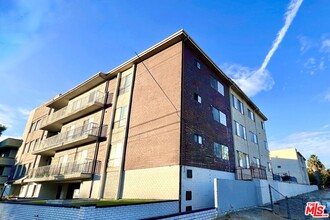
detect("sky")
[0,0,329,168]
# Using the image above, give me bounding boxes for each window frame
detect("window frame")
[210,77,224,96]
[247,109,255,121]
[232,94,244,114]
[212,107,227,126]
[194,134,203,144]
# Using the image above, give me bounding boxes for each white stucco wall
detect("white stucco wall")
[181,166,235,211]
[215,178,318,213]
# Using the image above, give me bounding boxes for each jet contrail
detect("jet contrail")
[259,0,303,72]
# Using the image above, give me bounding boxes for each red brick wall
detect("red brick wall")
[124,42,183,170]
[181,43,235,172]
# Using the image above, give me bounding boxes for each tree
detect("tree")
[307,155,327,188]
[0,124,6,136]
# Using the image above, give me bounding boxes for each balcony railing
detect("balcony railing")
[25,159,101,183]
[40,91,105,131]
[0,176,8,183]
[0,157,15,166]
[236,165,267,180]
[33,123,107,156]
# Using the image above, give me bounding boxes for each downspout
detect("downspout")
[179,39,186,212]
[98,73,121,199]
[89,80,109,199]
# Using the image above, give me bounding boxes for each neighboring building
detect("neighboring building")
[0,138,22,193]
[9,30,270,211]
[230,89,272,180]
[270,148,310,185]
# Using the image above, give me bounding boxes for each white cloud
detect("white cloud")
[222,64,274,97]
[17,108,31,119]
[269,129,330,168]
[325,88,330,102]
[298,36,313,53]
[321,38,330,53]
[0,104,16,128]
[0,104,31,138]
[223,0,303,97]
[259,0,303,72]
[302,56,325,75]
[303,57,317,75]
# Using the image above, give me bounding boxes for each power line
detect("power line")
[134,51,180,118]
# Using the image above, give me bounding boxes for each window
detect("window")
[237,151,249,168]
[72,99,82,111]
[24,142,31,153]
[29,122,36,133]
[29,141,35,153]
[212,107,227,126]
[214,143,229,160]
[250,132,258,144]
[248,109,255,121]
[119,73,133,94]
[187,169,192,178]
[29,120,40,133]
[194,59,201,69]
[186,191,192,200]
[261,121,265,130]
[194,134,203,144]
[115,106,128,127]
[194,93,202,103]
[267,162,272,172]
[186,206,192,211]
[232,95,244,114]
[0,166,4,176]
[89,90,101,102]
[222,146,229,160]
[210,77,224,96]
[234,121,246,140]
[252,157,260,168]
[264,141,268,150]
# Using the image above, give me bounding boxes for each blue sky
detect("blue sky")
[0,0,329,167]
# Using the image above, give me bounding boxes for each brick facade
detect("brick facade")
[181,43,235,172]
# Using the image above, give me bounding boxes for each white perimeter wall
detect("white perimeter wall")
[215,178,318,214]
[181,166,235,211]
[0,201,179,220]
[255,179,318,204]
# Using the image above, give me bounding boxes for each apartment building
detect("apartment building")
[0,138,22,194]
[230,89,272,180]
[270,148,310,185]
[9,30,269,211]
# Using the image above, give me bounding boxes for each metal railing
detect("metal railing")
[236,165,267,180]
[26,159,101,180]
[34,123,104,152]
[40,91,105,128]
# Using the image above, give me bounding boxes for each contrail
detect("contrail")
[259,0,303,72]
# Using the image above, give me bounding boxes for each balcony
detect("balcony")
[40,91,105,132]
[0,157,15,166]
[33,123,107,156]
[25,160,101,183]
[0,176,8,184]
[236,165,267,180]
